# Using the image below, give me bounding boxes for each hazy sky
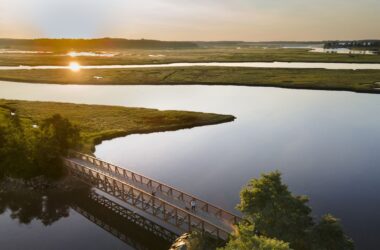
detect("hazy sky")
[1,0,379,41]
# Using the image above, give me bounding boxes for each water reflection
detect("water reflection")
[67,51,116,57]
[0,49,52,54]
[1,81,380,249]
[0,189,72,226]
[0,183,173,249]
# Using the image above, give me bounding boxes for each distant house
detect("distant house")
[324,40,380,49]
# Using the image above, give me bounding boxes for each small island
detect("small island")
[0,67,380,94]
[0,99,235,152]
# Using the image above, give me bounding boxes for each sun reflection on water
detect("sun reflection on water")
[69,62,81,72]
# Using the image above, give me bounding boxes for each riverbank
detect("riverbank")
[1,47,380,66]
[1,67,380,94]
[0,99,235,152]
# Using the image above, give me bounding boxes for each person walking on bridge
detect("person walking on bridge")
[191,199,197,212]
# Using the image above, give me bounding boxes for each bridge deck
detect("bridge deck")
[68,157,235,234]
[65,152,242,240]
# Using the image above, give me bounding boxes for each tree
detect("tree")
[221,223,290,250]
[0,118,33,179]
[185,231,225,250]
[230,171,354,250]
[0,125,6,177]
[238,171,313,249]
[0,113,81,179]
[40,114,81,156]
[311,214,354,250]
[34,114,81,178]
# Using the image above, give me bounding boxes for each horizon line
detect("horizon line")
[1,37,380,43]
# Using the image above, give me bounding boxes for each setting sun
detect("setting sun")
[69,62,80,72]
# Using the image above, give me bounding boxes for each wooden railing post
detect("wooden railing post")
[188,214,191,231]
[175,209,178,226]
[204,204,209,212]
[163,204,167,221]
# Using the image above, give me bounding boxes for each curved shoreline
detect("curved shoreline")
[0,99,236,153]
[89,114,235,153]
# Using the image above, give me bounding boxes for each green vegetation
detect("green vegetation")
[0,113,80,179]
[0,99,234,153]
[0,99,233,179]
[1,67,380,93]
[220,171,353,250]
[1,47,380,66]
[1,45,379,93]
[173,230,289,250]
[221,225,290,250]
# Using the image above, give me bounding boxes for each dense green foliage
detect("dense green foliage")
[0,113,80,179]
[183,231,225,250]
[221,224,290,250]
[221,171,354,250]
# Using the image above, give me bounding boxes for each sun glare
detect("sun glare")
[69,62,81,72]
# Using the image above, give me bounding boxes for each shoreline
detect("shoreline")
[1,56,380,66]
[88,114,235,153]
[0,99,236,153]
[1,77,380,95]
[1,66,380,94]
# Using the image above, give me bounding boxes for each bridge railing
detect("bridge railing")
[64,158,231,240]
[70,151,242,227]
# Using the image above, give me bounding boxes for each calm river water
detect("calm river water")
[1,81,380,249]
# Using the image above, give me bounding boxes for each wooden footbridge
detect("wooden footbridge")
[64,152,242,240]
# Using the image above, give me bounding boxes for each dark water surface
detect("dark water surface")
[0,187,172,250]
[1,81,380,249]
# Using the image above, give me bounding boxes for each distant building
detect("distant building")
[324,40,380,49]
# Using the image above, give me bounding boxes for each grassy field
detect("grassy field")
[0,99,234,152]
[1,47,380,66]
[1,67,380,93]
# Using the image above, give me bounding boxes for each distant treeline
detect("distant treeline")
[249,41,323,45]
[196,41,324,48]
[324,40,380,49]
[0,38,198,50]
